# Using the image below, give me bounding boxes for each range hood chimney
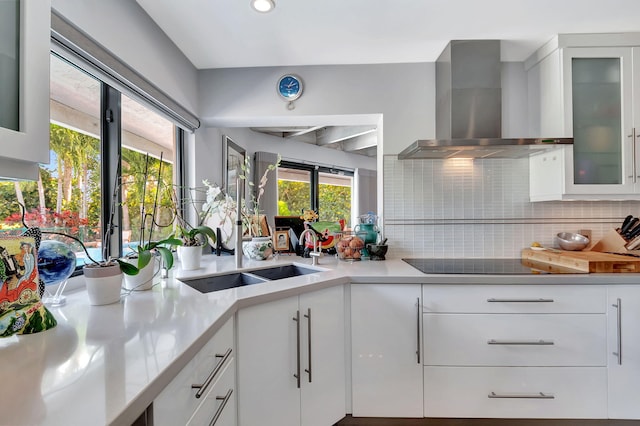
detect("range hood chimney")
[398,40,572,159]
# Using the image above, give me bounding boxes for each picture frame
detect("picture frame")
[274,229,290,252]
[222,135,246,200]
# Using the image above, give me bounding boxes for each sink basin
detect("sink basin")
[180,273,267,294]
[249,265,321,280]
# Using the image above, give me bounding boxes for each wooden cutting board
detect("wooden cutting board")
[521,248,640,273]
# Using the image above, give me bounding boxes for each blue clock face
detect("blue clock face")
[278,75,302,100]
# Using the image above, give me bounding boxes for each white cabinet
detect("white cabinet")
[424,366,607,419]
[422,285,608,419]
[0,0,51,180]
[351,284,423,418]
[236,285,345,426]
[527,36,640,200]
[607,285,640,419]
[154,317,236,426]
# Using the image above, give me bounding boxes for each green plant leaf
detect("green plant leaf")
[156,246,174,270]
[116,259,139,275]
[160,237,183,247]
[194,226,217,245]
[136,248,152,270]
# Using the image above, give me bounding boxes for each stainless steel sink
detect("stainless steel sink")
[180,264,325,294]
[180,272,267,293]
[248,264,321,280]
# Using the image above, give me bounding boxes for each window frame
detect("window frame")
[49,58,185,271]
[278,160,354,217]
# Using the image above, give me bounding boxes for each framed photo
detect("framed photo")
[274,229,290,252]
[222,135,246,200]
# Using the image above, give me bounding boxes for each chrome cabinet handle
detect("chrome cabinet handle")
[488,391,554,399]
[613,298,622,365]
[416,297,421,364]
[209,389,233,426]
[636,130,640,179]
[192,348,233,399]
[487,298,554,303]
[629,128,637,181]
[293,310,301,388]
[304,308,312,383]
[488,339,554,345]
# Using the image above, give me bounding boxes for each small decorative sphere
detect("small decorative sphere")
[37,240,77,286]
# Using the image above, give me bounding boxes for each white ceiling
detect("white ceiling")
[134,0,640,157]
[136,0,640,70]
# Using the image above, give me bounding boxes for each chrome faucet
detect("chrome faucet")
[299,228,323,265]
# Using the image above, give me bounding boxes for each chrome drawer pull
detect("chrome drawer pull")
[613,298,622,365]
[489,391,555,399]
[487,298,554,303]
[487,339,554,345]
[293,310,301,389]
[416,297,421,364]
[209,389,233,426]
[304,308,312,383]
[192,348,233,399]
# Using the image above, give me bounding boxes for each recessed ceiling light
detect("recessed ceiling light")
[251,0,275,13]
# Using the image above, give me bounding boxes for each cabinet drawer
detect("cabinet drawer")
[188,359,236,426]
[422,285,605,313]
[194,318,234,380]
[154,318,234,426]
[424,366,607,418]
[423,314,606,366]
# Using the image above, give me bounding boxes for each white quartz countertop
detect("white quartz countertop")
[3,254,640,425]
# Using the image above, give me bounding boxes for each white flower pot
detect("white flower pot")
[123,257,159,291]
[242,236,273,261]
[177,245,203,271]
[83,263,123,305]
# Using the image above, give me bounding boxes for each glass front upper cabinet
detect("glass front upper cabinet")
[571,57,622,185]
[0,0,51,180]
[562,47,635,195]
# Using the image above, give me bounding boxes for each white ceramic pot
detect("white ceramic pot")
[123,256,159,291]
[83,263,123,305]
[177,245,203,271]
[242,236,273,261]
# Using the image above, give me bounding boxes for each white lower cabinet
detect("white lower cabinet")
[607,285,640,419]
[422,285,608,419]
[351,284,423,417]
[188,359,236,426]
[237,285,345,426]
[154,317,236,426]
[424,366,607,418]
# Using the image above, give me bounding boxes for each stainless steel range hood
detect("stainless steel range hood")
[398,40,572,160]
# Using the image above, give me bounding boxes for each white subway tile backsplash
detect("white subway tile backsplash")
[384,155,640,258]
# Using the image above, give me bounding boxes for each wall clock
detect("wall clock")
[277,74,303,109]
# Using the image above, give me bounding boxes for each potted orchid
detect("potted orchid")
[239,154,281,260]
[171,187,217,271]
[201,179,237,252]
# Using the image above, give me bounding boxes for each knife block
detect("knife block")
[590,229,640,255]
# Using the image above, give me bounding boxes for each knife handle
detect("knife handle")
[627,223,640,240]
[621,215,634,232]
[622,217,638,235]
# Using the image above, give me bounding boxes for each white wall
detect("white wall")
[51,0,199,116]
[198,63,435,156]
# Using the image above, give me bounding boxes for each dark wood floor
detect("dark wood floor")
[335,416,640,426]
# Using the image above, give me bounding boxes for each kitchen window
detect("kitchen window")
[277,161,353,227]
[0,11,197,271]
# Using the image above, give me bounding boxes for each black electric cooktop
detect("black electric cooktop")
[403,258,547,275]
